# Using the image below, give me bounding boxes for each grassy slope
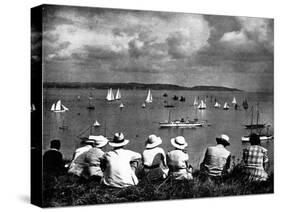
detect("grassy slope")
[42,165,273,207]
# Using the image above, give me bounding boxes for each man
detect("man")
[102,132,142,188]
[43,139,64,175]
[242,133,268,181]
[200,134,231,177]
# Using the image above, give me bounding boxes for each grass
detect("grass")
[42,163,273,207]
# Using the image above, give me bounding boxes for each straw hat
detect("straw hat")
[109,132,130,147]
[85,135,109,148]
[145,135,162,149]
[216,134,230,146]
[171,136,188,150]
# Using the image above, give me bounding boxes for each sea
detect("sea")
[43,88,274,170]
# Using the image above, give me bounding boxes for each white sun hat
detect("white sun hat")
[170,136,188,150]
[145,134,163,149]
[216,134,230,145]
[86,135,109,148]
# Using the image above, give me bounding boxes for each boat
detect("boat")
[193,97,198,106]
[172,95,179,101]
[159,110,205,128]
[87,96,95,110]
[242,98,248,110]
[145,89,153,103]
[59,120,69,130]
[198,100,206,110]
[241,104,272,142]
[163,93,168,97]
[223,102,230,110]
[93,120,100,127]
[115,88,121,100]
[164,104,175,108]
[244,104,266,129]
[51,100,69,112]
[77,95,81,101]
[106,88,115,101]
[232,97,237,104]
[142,103,146,108]
[214,102,221,108]
[179,96,186,102]
[31,104,36,112]
[119,102,124,109]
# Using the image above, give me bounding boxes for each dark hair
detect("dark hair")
[50,139,61,150]
[249,133,261,145]
[216,138,229,147]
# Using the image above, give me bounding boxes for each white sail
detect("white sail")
[93,120,100,127]
[145,89,153,103]
[214,102,220,108]
[232,97,237,104]
[142,103,146,108]
[51,103,55,111]
[193,98,198,106]
[120,102,124,108]
[55,100,62,111]
[106,88,115,101]
[198,100,206,109]
[223,102,230,109]
[115,88,121,100]
[62,104,69,111]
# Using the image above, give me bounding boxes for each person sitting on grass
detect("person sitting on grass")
[84,135,109,181]
[102,132,142,188]
[242,133,269,182]
[142,135,169,182]
[167,136,193,180]
[67,135,98,178]
[200,134,231,178]
[43,139,64,176]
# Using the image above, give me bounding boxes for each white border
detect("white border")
[0,0,279,211]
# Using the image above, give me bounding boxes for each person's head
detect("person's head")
[216,134,230,147]
[145,134,162,149]
[249,133,261,145]
[50,139,61,150]
[171,136,188,150]
[85,135,109,149]
[109,132,129,149]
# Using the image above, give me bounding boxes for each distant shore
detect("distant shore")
[43,82,242,91]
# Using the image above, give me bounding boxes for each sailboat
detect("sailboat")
[115,88,121,100]
[93,120,100,127]
[145,89,153,103]
[119,102,124,109]
[159,110,205,128]
[214,102,221,108]
[241,103,272,142]
[198,100,206,110]
[232,97,237,104]
[242,98,249,110]
[51,100,69,112]
[193,97,198,106]
[106,88,115,101]
[223,102,230,110]
[31,104,36,112]
[142,103,146,108]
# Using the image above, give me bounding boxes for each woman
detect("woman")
[242,133,269,181]
[142,135,169,181]
[167,136,193,180]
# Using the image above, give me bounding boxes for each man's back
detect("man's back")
[43,149,63,174]
[202,144,230,176]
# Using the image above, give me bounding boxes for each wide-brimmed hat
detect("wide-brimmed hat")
[171,136,188,150]
[145,135,162,149]
[85,135,109,148]
[216,134,230,146]
[109,132,130,147]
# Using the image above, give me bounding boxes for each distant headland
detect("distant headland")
[43,82,242,91]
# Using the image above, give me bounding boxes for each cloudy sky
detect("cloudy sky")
[32,5,274,92]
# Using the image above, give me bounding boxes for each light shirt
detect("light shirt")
[142,147,167,167]
[167,149,189,170]
[102,148,142,188]
[73,145,92,160]
[85,147,105,177]
[202,144,230,176]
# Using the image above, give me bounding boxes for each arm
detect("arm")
[225,155,231,172]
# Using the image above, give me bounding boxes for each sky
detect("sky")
[32,5,274,92]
